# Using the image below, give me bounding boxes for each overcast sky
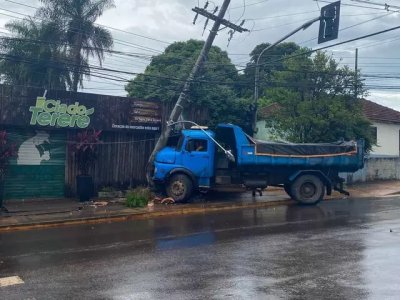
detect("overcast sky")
[1,0,400,110]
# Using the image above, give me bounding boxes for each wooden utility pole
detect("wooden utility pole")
[146,0,248,185]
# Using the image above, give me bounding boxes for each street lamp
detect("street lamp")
[252,1,341,135]
[252,16,321,135]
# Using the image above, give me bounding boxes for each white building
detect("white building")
[362,99,400,157]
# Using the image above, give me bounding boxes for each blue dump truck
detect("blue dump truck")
[153,123,365,205]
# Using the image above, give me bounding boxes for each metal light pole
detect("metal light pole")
[252,16,322,135]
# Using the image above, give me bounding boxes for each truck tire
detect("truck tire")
[290,174,324,205]
[166,174,193,203]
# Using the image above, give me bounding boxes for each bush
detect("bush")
[100,186,115,192]
[125,187,152,208]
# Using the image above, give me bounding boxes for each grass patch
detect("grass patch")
[125,187,152,208]
[100,186,115,192]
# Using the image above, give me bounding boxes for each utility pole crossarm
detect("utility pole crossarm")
[192,7,249,32]
[146,0,248,186]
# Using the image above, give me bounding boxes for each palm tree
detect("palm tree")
[0,19,71,90]
[38,0,115,92]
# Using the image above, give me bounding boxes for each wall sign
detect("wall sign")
[29,97,94,129]
[0,85,162,132]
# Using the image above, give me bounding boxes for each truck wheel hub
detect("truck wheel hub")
[300,182,316,198]
[171,181,185,196]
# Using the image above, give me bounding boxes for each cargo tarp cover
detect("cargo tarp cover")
[254,140,356,157]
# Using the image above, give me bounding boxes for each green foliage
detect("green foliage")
[0,1,114,91]
[100,186,115,192]
[240,42,303,98]
[0,19,71,90]
[38,0,115,91]
[260,51,374,151]
[69,129,102,175]
[125,40,250,130]
[125,187,152,208]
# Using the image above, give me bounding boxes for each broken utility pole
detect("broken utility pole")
[146,0,248,185]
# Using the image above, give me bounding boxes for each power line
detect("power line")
[211,23,400,81]
[351,0,400,11]
[314,0,394,11]
[5,49,400,93]
[3,0,172,45]
[230,0,270,9]
[299,10,397,46]
[0,35,249,70]
[250,10,383,21]
[0,7,165,54]
[250,10,319,20]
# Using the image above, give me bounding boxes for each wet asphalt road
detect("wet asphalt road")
[1,197,400,300]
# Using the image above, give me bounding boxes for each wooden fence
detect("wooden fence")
[66,101,209,193]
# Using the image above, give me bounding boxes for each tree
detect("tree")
[260,51,374,151]
[38,0,115,92]
[0,19,71,90]
[239,42,302,98]
[126,40,251,130]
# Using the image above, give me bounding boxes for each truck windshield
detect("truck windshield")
[166,134,182,149]
[176,134,184,150]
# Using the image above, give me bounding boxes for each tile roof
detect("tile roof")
[362,99,400,124]
[259,103,281,118]
[259,99,400,124]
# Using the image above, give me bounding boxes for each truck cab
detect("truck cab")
[153,127,218,201]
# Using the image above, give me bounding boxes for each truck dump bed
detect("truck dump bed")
[217,124,365,173]
[254,140,357,157]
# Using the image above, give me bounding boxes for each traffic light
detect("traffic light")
[318,1,341,44]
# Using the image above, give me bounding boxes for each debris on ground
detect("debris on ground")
[86,201,109,208]
[151,196,176,205]
[153,197,162,204]
[160,197,175,205]
[93,201,108,207]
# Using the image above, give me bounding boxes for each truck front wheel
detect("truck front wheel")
[290,174,324,205]
[166,174,193,203]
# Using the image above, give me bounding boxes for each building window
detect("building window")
[370,126,377,145]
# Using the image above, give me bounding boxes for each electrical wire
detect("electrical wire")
[3,0,172,45]
[0,7,165,54]
[299,10,397,46]
[313,0,393,11]
[230,0,270,10]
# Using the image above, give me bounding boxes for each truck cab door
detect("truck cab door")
[181,138,213,187]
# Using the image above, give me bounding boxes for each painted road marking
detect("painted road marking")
[0,276,24,287]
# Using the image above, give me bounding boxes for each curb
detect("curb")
[2,193,399,233]
[0,199,293,233]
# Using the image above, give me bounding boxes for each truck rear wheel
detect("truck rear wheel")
[290,174,324,205]
[166,174,193,203]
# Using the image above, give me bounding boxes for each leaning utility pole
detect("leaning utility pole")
[146,0,248,185]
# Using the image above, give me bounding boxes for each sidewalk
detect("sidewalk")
[1,180,399,232]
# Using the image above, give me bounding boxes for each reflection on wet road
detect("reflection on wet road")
[1,197,400,299]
